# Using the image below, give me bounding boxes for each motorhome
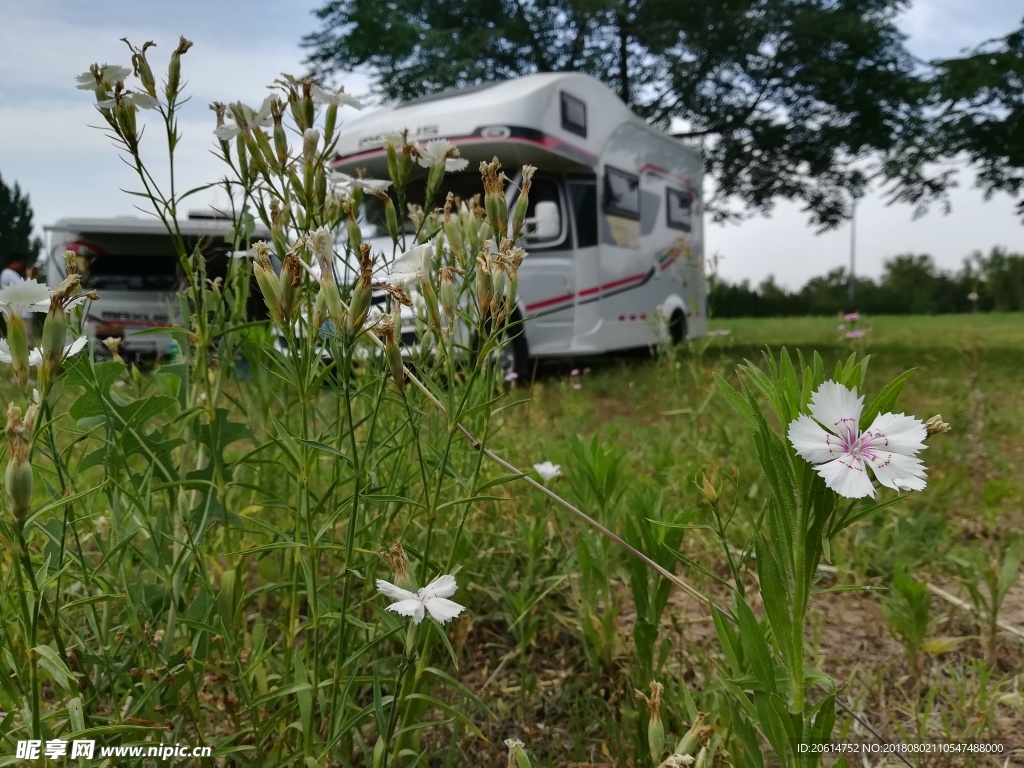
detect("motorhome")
[330,72,706,376]
[44,214,268,360]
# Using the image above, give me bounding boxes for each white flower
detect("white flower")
[75,64,132,89]
[415,139,469,172]
[967,291,979,302]
[327,170,392,195]
[787,381,928,499]
[311,84,364,110]
[96,91,159,110]
[0,279,51,319]
[214,97,274,140]
[533,461,562,481]
[27,336,88,369]
[375,574,466,624]
[385,242,433,288]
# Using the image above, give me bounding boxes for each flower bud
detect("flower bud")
[424,161,445,207]
[39,328,66,390]
[510,165,536,239]
[273,118,289,173]
[347,245,373,337]
[252,242,284,325]
[480,158,508,240]
[475,253,493,324]
[925,415,950,436]
[3,314,30,389]
[5,404,33,524]
[62,249,80,276]
[384,197,400,242]
[382,541,413,591]
[312,226,335,281]
[438,268,458,322]
[701,473,718,503]
[385,142,399,189]
[490,262,507,318]
[324,104,338,145]
[279,253,303,322]
[674,713,712,757]
[166,37,193,102]
[636,682,666,764]
[376,307,404,388]
[252,128,279,175]
[123,38,158,98]
[102,337,123,363]
[347,212,362,254]
[302,128,320,169]
[504,738,532,768]
[315,170,328,219]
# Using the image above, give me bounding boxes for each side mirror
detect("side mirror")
[527,201,561,241]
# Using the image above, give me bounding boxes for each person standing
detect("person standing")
[1,254,38,345]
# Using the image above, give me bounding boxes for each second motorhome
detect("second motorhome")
[45,215,268,359]
[330,72,706,376]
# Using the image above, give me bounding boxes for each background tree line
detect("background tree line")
[0,173,43,265]
[304,0,1024,230]
[709,248,1024,317]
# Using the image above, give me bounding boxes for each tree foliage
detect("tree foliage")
[0,174,43,265]
[709,247,1024,317]
[303,0,945,228]
[931,20,1024,219]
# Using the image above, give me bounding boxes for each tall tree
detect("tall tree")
[302,0,945,228]
[930,20,1024,220]
[0,174,43,265]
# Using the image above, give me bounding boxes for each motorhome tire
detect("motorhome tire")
[669,309,687,345]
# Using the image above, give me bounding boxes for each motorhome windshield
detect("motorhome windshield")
[78,252,181,291]
[61,232,239,292]
[362,172,486,236]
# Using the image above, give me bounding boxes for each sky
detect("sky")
[0,0,1022,290]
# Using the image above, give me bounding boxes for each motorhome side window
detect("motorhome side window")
[604,167,640,220]
[666,188,693,232]
[560,92,587,137]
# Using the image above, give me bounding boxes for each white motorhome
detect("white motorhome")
[45,215,268,359]
[330,72,706,376]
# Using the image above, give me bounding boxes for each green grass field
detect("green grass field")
[484,313,1024,764]
[3,312,1021,766]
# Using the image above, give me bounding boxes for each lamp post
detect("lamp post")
[848,195,857,304]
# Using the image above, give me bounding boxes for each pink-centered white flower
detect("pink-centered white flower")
[375,574,465,625]
[788,381,928,499]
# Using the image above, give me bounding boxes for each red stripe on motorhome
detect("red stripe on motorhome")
[523,270,649,311]
[333,134,598,166]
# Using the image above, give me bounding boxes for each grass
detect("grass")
[480,312,1024,764]
[3,312,1021,767]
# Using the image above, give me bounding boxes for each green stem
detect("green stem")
[15,530,40,738]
